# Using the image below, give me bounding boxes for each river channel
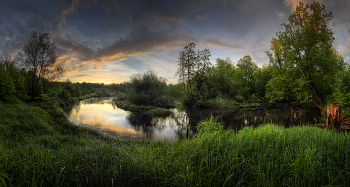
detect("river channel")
[63,97,321,141]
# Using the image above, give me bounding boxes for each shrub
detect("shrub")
[58,88,71,101]
[0,64,16,102]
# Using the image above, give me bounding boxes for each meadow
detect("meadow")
[1,98,350,186]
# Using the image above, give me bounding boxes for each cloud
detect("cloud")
[99,21,124,34]
[275,10,286,21]
[196,14,208,20]
[187,0,275,13]
[70,24,243,63]
[130,13,141,24]
[282,0,340,12]
[70,74,93,78]
[199,37,243,49]
[150,12,185,24]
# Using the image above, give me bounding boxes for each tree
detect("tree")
[175,43,211,93]
[17,31,65,100]
[0,64,16,102]
[127,69,169,107]
[265,2,345,109]
[175,51,187,92]
[0,52,13,68]
[182,43,197,91]
[236,55,258,82]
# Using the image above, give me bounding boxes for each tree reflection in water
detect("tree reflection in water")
[64,97,321,141]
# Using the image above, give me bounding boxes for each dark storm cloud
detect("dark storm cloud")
[76,23,243,63]
[1,0,349,78]
[150,11,185,24]
[129,13,141,24]
[0,0,79,55]
[99,21,124,34]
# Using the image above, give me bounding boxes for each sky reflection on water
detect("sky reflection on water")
[64,97,321,141]
[64,97,189,141]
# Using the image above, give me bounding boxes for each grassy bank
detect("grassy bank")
[199,97,261,109]
[113,99,172,116]
[1,98,350,186]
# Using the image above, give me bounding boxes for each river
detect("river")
[63,97,321,141]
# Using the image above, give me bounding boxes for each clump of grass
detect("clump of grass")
[240,102,261,108]
[146,108,172,116]
[114,100,172,116]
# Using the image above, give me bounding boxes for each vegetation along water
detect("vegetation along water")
[2,1,350,186]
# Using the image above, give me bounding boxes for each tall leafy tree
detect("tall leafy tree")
[236,55,258,82]
[17,31,65,100]
[175,51,187,91]
[183,43,197,91]
[175,43,211,93]
[265,2,345,109]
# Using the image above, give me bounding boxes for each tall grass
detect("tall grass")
[1,99,350,186]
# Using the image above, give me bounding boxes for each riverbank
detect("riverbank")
[1,98,350,186]
[113,99,172,116]
[189,97,262,109]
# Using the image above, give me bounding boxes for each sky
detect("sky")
[1,0,350,84]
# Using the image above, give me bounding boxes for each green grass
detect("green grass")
[202,97,261,109]
[240,102,261,108]
[113,100,172,116]
[1,98,350,186]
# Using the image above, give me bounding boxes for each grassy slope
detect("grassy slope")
[1,99,350,186]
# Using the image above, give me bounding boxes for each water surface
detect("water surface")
[63,97,320,141]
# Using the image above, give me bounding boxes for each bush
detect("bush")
[0,64,16,102]
[116,92,127,101]
[6,63,27,99]
[183,93,196,107]
[235,95,244,102]
[126,69,169,107]
[58,88,71,101]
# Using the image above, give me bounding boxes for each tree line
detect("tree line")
[170,1,348,110]
[2,1,349,112]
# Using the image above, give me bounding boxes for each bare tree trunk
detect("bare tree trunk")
[300,69,323,110]
[326,103,341,131]
[309,81,323,110]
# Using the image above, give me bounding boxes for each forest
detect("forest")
[1,1,350,186]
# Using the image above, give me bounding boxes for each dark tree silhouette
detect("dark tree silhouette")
[17,31,65,100]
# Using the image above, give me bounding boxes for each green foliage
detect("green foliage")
[0,64,16,102]
[116,92,127,101]
[167,83,186,99]
[58,88,71,101]
[126,69,173,108]
[326,69,350,108]
[265,2,345,109]
[113,100,172,116]
[5,63,27,99]
[236,55,258,83]
[17,31,65,100]
[183,55,271,107]
[176,43,211,93]
[63,79,76,96]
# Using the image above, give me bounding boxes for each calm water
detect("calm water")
[63,97,321,141]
